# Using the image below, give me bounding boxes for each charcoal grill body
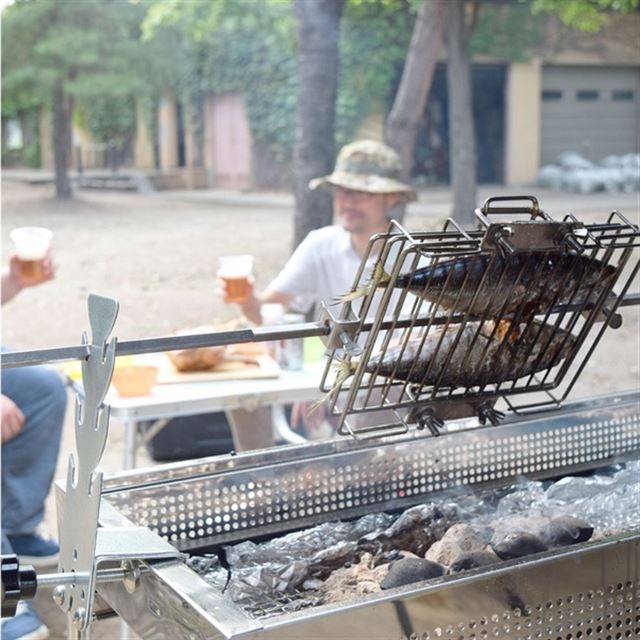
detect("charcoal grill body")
[57,391,640,639]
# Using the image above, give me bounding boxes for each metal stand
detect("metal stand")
[51,295,178,637]
[58,294,119,634]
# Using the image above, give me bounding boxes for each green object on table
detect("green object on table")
[304,336,326,363]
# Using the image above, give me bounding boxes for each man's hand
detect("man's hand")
[8,252,55,288]
[217,275,262,324]
[2,252,56,304]
[1,394,25,443]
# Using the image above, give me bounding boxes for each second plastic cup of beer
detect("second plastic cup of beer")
[9,226,53,284]
[219,255,254,304]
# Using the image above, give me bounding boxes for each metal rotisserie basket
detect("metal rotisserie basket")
[320,196,640,439]
[57,391,640,640]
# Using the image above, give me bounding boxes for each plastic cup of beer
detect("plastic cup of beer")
[218,255,254,304]
[9,227,53,284]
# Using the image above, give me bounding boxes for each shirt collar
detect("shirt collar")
[336,225,355,254]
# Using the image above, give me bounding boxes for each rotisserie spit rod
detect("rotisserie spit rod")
[2,292,638,369]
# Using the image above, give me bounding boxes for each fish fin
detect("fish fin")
[310,357,356,411]
[338,261,391,303]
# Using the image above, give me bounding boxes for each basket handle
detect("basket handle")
[479,195,544,219]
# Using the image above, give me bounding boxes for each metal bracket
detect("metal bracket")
[57,294,119,631]
[318,302,362,356]
[55,295,181,632]
[407,397,502,435]
[479,221,586,255]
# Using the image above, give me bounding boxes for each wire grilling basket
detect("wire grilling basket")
[319,195,640,439]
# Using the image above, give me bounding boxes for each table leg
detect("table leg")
[271,404,307,444]
[123,419,137,470]
[226,407,274,451]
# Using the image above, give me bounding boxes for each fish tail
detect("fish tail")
[309,357,356,412]
[339,261,391,303]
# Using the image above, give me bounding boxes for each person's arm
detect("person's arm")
[1,253,55,304]
[222,231,320,324]
[260,232,320,316]
[240,288,294,325]
[1,264,22,304]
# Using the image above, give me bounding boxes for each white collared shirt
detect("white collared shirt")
[267,225,377,315]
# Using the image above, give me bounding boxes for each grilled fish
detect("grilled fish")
[341,253,616,319]
[333,320,576,391]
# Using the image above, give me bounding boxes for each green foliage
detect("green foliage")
[83,95,136,145]
[143,0,415,159]
[2,0,146,145]
[472,2,546,60]
[5,0,636,172]
[24,139,41,169]
[338,0,415,145]
[142,0,298,160]
[529,0,639,31]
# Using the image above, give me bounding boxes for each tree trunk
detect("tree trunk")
[190,91,205,168]
[446,0,478,228]
[292,0,344,249]
[385,0,448,182]
[52,82,72,199]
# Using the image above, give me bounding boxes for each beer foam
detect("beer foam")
[218,255,253,277]
[16,247,49,260]
[10,227,52,260]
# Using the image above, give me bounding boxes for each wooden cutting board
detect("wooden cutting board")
[151,353,281,384]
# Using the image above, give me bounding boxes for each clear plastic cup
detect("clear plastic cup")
[9,227,53,284]
[218,255,254,304]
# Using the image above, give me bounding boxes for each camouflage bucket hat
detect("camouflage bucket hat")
[309,139,418,203]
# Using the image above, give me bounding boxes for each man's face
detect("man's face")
[333,186,398,234]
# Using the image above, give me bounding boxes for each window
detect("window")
[542,90,563,101]
[576,90,599,101]
[612,90,634,101]
[5,119,23,150]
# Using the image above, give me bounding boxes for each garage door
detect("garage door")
[540,65,640,165]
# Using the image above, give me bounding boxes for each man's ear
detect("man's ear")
[386,192,402,209]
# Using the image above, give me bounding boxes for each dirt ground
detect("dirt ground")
[2,179,639,639]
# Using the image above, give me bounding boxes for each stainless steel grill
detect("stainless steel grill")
[2,195,639,640]
[102,393,640,552]
[84,391,640,639]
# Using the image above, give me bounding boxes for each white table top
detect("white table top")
[84,362,327,422]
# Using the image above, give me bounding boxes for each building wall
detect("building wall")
[39,107,53,170]
[134,101,155,170]
[502,11,640,186]
[505,60,541,186]
[539,65,640,165]
[203,92,253,189]
[158,92,179,171]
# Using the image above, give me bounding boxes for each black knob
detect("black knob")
[1,554,37,618]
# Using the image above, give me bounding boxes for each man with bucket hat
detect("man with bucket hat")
[221,139,415,444]
[230,139,417,324]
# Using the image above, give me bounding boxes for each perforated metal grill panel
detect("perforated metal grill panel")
[415,573,639,640]
[104,395,640,551]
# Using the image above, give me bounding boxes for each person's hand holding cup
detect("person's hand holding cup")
[218,255,254,304]
[8,227,55,288]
